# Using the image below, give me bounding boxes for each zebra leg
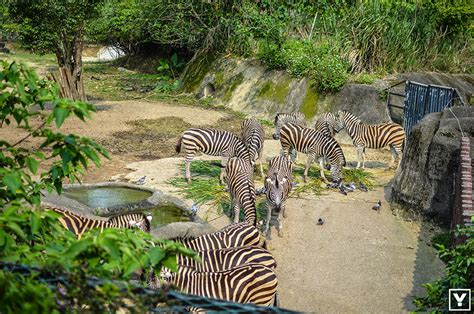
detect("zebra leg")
[258,151,265,178]
[356,146,363,168]
[318,157,329,183]
[185,156,193,183]
[264,203,272,238]
[303,154,314,183]
[362,147,366,169]
[220,157,229,185]
[277,202,285,237]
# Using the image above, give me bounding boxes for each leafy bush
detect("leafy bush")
[414,226,474,312]
[0,61,196,311]
[308,46,349,93]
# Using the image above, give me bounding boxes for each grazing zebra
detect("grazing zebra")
[314,112,341,138]
[177,246,276,272]
[280,123,346,183]
[44,205,152,239]
[241,118,265,178]
[175,128,251,184]
[155,263,278,307]
[174,222,261,252]
[264,156,293,238]
[225,157,257,225]
[337,110,405,168]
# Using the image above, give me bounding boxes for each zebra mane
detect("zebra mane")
[341,110,361,124]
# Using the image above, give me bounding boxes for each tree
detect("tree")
[7,1,103,101]
[0,61,196,311]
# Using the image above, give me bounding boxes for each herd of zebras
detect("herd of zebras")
[43,110,405,309]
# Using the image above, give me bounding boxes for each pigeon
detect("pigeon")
[317,218,325,225]
[291,182,299,187]
[349,182,357,190]
[344,184,354,192]
[190,203,198,215]
[329,182,340,189]
[359,183,368,192]
[135,176,146,185]
[372,200,381,211]
[339,184,348,195]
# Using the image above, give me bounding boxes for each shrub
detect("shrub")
[308,46,349,93]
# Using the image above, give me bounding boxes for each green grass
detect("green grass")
[342,168,376,189]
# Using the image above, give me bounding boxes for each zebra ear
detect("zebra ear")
[146,215,153,221]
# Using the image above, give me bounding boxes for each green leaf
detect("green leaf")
[62,238,92,260]
[162,255,178,272]
[30,213,41,235]
[6,221,27,240]
[123,260,141,277]
[53,107,69,128]
[26,157,39,174]
[148,247,166,265]
[2,172,21,192]
[100,238,120,260]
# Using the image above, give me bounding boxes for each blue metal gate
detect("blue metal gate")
[387,81,465,135]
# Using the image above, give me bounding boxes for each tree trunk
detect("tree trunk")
[52,25,86,101]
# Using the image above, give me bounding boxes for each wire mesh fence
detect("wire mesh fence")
[1,262,299,313]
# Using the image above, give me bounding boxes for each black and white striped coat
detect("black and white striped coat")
[272,112,306,140]
[264,156,293,238]
[314,112,340,138]
[241,118,265,177]
[177,246,276,272]
[337,110,405,168]
[174,222,261,252]
[225,157,257,226]
[44,205,152,239]
[159,263,278,307]
[279,123,346,183]
[176,128,251,183]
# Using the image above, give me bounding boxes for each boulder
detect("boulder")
[391,106,474,226]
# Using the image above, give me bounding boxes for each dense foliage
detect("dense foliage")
[0,61,196,312]
[86,0,472,93]
[414,226,474,312]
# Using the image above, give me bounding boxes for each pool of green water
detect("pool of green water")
[148,205,192,228]
[62,186,152,209]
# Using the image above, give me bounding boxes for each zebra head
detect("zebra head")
[264,173,289,210]
[128,213,152,233]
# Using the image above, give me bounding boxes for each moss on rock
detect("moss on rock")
[222,72,244,102]
[182,53,217,93]
[257,78,291,104]
[299,84,319,119]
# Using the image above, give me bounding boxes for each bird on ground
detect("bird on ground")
[317,218,325,225]
[372,200,381,211]
[292,182,299,187]
[339,185,348,195]
[349,182,357,190]
[255,187,266,195]
[190,203,198,215]
[135,176,146,185]
[344,184,355,192]
[359,183,368,192]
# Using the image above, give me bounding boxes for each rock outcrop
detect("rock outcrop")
[391,106,474,226]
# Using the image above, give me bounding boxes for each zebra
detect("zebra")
[44,205,152,239]
[279,123,346,183]
[175,246,276,272]
[337,110,405,168]
[264,155,293,238]
[314,112,341,138]
[241,118,265,178]
[272,112,306,161]
[174,222,261,252]
[155,263,278,307]
[175,128,252,184]
[225,157,257,226]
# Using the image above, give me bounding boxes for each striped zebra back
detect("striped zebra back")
[337,110,405,149]
[264,156,293,207]
[178,245,276,272]
[272,112,306,139]
[162,263,278,306]
[314,112,341,138]
[174,222,260,252]
[241,118,265,164]
[44,205,151,238]
[280,123,346,180]
[176,128,250,162]
[226,157,257,226]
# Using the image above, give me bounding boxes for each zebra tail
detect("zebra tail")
[175,136,183,154]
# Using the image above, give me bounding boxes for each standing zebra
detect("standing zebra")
[314,112,341,138]
[272,112,306,161]
[175,222,261,252]
[175,246,276,272]
[241,118,265,178]
[225,157,257,225]
[280,123,346,183]
[175,128,251,184]
[264,156,293,238]
[157,263,278,307]
[44,205,152,239]
[337,110,405,168]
